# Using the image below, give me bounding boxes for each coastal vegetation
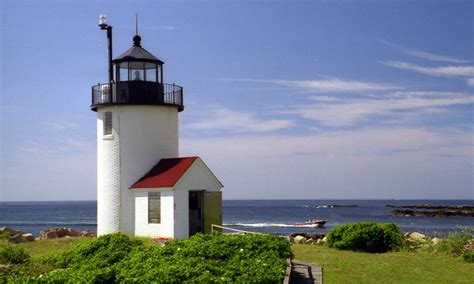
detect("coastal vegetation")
[1,224,472,283]
[1,232,291,283]
[292,224,473,282]
[0,242,29,264]
[293,244,473,283]
[325,222,405,253]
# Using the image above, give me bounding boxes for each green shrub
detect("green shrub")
[38,252,60,266]
[325,222,405,253]
[461,251,474,262]
[422,227,473,259]
[39,232,290,283]
[57,232,143,268]
[0,232,11,241]
[0,242,30,264]
[441,227,472,256]
[460,251,473,263]
[115,233,291,283]
[40,233,144,283]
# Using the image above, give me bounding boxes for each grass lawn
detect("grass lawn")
[17,238,92,259]
[4,237,472,283]
[1,238,93,277]
[292,244,473,284]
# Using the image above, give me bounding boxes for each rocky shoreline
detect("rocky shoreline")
[386,204,474,217]
[289,233,326,244]
[389,209,474,217]
[0,227,96,243]
[289,230,474,252]
[385,204,474,210]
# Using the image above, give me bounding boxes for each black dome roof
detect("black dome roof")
[113,35,164,64]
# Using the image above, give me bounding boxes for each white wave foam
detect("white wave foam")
[223,223,323,228]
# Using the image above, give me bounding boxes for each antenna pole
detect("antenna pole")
[135,13,138,35]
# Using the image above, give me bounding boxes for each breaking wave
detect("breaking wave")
[223,223,322,228]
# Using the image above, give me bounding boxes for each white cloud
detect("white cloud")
[18,137,92,155]
[1,148,96,201]
[390,91,467,98]
[404,49,471,64]
[145,25,176,30]
[40,121,80,131]
[185,106,293,133]
[222,78,398,93]
[283,92,474,126]
[382,61,474,77]
[182,127,473,199]
[382,41,471,64]
[467,78,474,87]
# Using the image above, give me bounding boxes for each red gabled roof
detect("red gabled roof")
[130,156,199,189]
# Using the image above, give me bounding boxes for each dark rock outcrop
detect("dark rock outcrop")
[40,228,81,239]
[385,204,474,210]
[0,227,26,236]
[80,230,97,237]
[1,227,35,243]
[389,209,474,217]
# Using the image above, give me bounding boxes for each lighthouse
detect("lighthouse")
[92,16,223,239]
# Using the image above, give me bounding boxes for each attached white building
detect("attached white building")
[131,157,223,239]
[91,30,223,239]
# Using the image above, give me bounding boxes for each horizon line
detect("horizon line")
[1,198,473,203]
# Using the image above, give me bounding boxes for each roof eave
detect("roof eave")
[129,186,174,191]
[112,57,165,64]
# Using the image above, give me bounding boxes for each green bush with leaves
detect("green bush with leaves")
[38,232,290,283]
[57,232,144,268]
[325,222,405,253]
[0,242,30,264]
[38,233,145,283]
[460,251,473,263]
[430,227,473,263]
[116,233,291,283]
[0,232,11,241]
[439,227,472,256]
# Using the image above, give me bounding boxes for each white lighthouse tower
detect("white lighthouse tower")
[92,16,223,239]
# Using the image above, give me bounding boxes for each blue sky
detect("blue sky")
[1,0,473,201]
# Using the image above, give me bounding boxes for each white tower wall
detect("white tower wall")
[97,110,121,235]
[97,105,178,235]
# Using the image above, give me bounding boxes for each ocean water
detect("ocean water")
[0,200,472,237]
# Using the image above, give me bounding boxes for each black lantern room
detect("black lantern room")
[114,35,164,83]
[91,32,183,112]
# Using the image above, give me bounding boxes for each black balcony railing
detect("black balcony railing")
[91,81,184,112]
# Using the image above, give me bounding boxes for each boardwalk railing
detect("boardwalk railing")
[211,224,265,235]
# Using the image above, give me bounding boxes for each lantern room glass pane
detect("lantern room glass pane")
[130,69,144,81]
[118,62,128,81]
[145,63,157,82]
[129,61,145,81]
[128,61,143,69]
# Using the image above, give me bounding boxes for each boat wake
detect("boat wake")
[223,223,323,228]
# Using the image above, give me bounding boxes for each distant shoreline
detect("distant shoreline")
[1,198,473,203]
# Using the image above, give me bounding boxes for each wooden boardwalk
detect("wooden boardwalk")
[289,260,323,284]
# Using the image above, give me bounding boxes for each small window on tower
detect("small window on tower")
[148,192,161,224]
[104,112,113,136]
